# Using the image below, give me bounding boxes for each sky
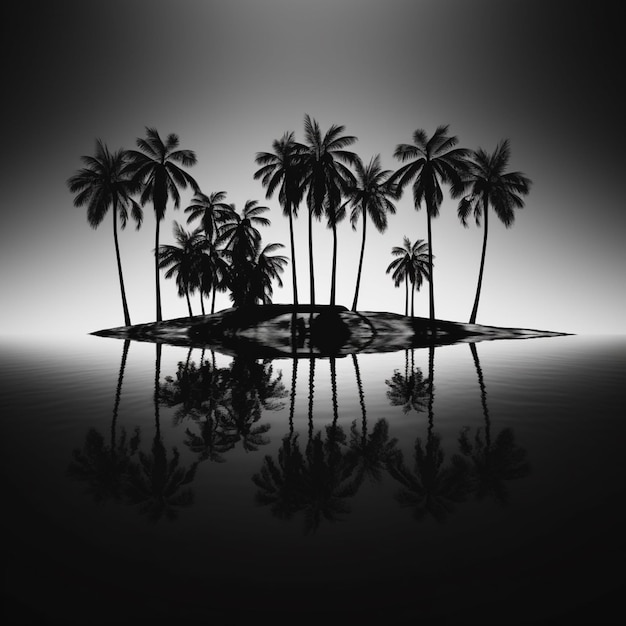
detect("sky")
[2,0,625,337]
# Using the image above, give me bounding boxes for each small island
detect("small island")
[92,304,569,358]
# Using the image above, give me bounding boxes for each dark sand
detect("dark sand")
[91,305,569,358]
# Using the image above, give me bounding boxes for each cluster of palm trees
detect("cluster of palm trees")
[68,118,531,327]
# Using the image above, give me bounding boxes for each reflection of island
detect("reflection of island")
[69,337,531,527]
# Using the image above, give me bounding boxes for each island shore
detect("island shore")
[91,304,570,358]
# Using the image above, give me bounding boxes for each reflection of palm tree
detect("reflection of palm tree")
[68,340,140,501]
[299,426,357,533]
[459,343,530,505]
[348,354,400,483]
[387,346,471,522]
[385,349,431,413]
[387,432,471,523]
[67,140,143,326]
[125,436,198,522]
[126,343,198,522]
[252,434,306,520]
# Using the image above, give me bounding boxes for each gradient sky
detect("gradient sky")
[2,0,624,337]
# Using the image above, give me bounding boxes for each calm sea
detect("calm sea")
[2,332,625,624]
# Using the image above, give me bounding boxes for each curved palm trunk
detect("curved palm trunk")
[352,353,367,442]
[199,292,205,316]
[211,285,217,314]
[112,200,132,326]
[185,287,193,317]
[308,206,315,306]
[351,209,367,312]
[287,203,298,306]
[469,197,489,324]
[426,209,435,323]
[155,215,163,322]
[410,278,415,318]
[404,275,409,316]
[330,221,338,306]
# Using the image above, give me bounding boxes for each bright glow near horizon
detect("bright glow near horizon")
[2,0,624,337]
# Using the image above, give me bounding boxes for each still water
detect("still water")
[2,332,625,624]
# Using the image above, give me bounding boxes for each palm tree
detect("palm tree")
[454,140,532,324]
[300,115,357,306]
[392,125,468,322]
[157,221,204,317]
[254,132,306,306]
[344,155,398,311]
[385,237,431,317]
[184,190,232,242]
[185,191,234,314]
[216,200,270,264]
[250,242,288,305]
[125,127,199,322]
[67,139,143,326]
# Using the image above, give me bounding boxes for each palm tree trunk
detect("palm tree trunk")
[185,287,193,317]
[199,292,205,316]
[287,203,298,306]
[411,278,415,318]
[154,342,162,438]
[155,215,163,322]
[112,200,132,326]
[469,197,489,324]
[211,285,216,314]
[404,275,409,316]
[308,206,315,306]
[426,209,435,322]
[330,220,338,306]
[351,210,367,312]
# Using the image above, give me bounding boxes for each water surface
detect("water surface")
[2,333,624,624]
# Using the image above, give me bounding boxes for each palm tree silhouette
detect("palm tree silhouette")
[157,221,204,317]
[184,190,232,243]
[392,126,468,323]
[126,127,199,322]
[386,237,430,317]
[184,190,234,314]
[300,114,357,306]
[344,155,398,311]
[67,140,143,326]
[216,200,270,265]
[458,342,530,505]
[453,140,532,324]
[254,132,306,307]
